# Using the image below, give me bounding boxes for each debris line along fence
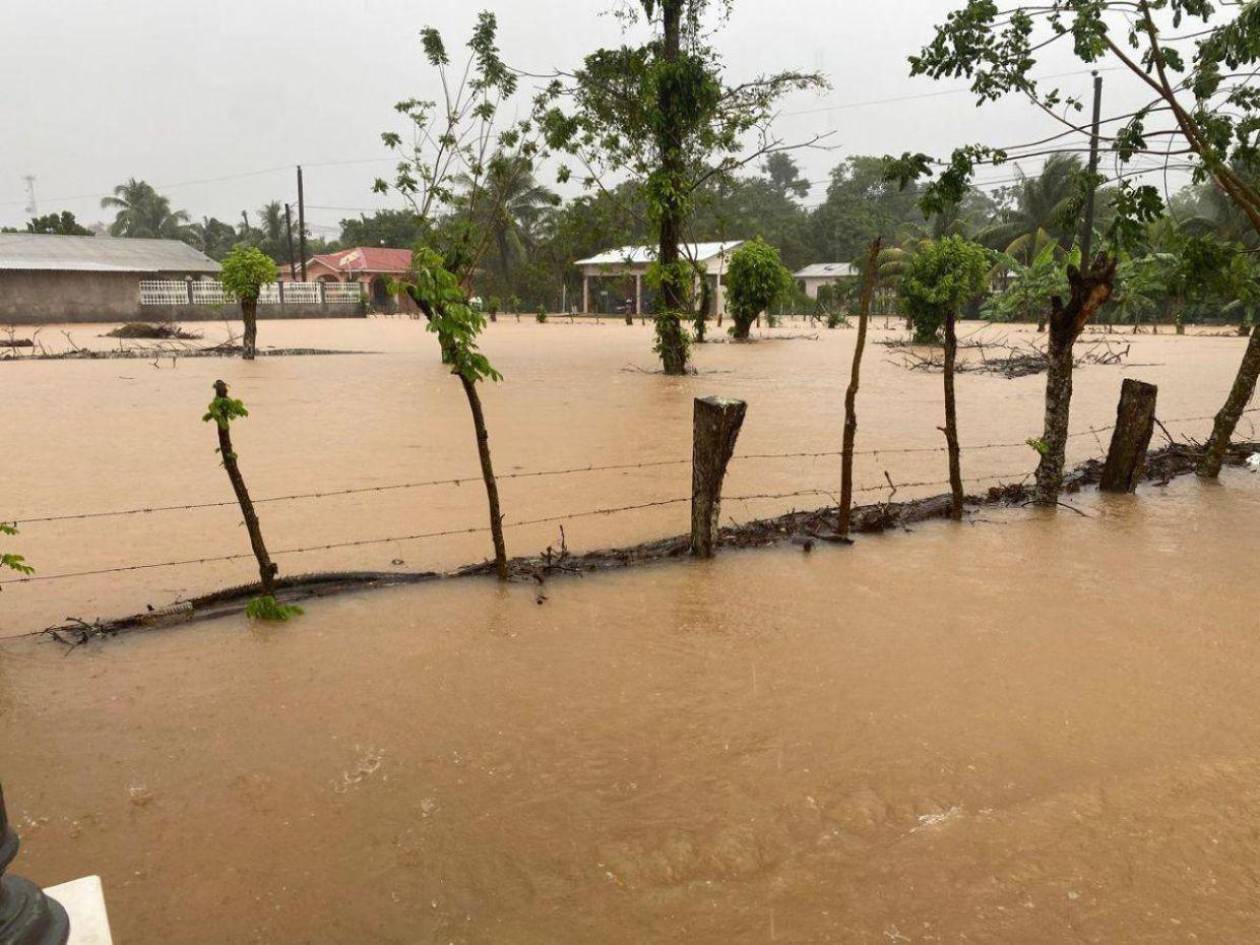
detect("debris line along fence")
[3,404,1254,591]
[139,280,364,306]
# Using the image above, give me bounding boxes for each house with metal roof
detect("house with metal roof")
[291,246,416,312]
[794,262,859,299]
[0,233,220,323]
[574,241,743,317]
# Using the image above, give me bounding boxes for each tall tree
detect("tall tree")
[884,0,1260,483]
[101,179,190,239]
[25,211,91,236]
[540,0,824,374]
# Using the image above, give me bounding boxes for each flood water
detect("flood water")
[1,318,1255,634]
[2,470,1259,944]
[3,318,1260,943]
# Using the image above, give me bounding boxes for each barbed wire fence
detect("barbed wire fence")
[3,407,1255,591]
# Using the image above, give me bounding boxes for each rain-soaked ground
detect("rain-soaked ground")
[2,318,1260,943]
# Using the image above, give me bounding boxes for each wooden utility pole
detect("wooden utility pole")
[284,202,297,279]
[1100,379,1158,493]
[1079,72,1104,264]
[209,380,278,595]
[942,308,964,519]
[297,166,308,281]
[691,396,747,558]
[838,237,882,538]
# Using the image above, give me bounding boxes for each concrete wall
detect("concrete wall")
[0,270,144,323]
[0,270,365,324]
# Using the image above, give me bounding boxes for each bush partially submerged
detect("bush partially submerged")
[105,322,202,340]
[245,595,304,621]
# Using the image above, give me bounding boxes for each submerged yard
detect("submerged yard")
[1,318,1254,634]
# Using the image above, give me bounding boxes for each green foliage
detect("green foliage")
[725,238,794,338]
[404,247,503,383]
[245,595,304,621]
[898,236,992,343]
[202,389,249,430]
[0,523,34,585]
[879,0,1260,251]
[487,296,501,315]
[26,211,92,236]
[220,245,279,302]
[536,306,547,323]
[983,242,1079,323]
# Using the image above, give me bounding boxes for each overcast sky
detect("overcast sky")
[0,0,1169,233]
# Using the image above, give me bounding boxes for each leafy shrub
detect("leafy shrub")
[220,245,278,302]
[536,306,548,323]
[245,595,304,621]
[725,238,794,339]
[487,296,501,316]
[898,236,991,343]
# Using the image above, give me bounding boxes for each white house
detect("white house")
[794,262,859,300]
[575,241,743,317]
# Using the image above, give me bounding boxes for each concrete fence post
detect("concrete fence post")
[318,281,327,311]
[277,280,285,307]
[1100,378,1158,493]
[691,396,747,558]
[185,278,194,305]
[0,783,70,945]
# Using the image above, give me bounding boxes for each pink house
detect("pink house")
[285,246,417,312]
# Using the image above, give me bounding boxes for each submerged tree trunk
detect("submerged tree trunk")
[652,0,690,376]
[1034,254,1118,503]
[1198,325,1260,478]
[942,309,964,520]
[212,380,277,595]
[838,237,881,538]
[458,372,508,579]
[242,297,258,360]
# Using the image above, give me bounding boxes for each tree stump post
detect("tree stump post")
[1100,379,1158,493]
[691,397,747,558]
[0,783,70,945]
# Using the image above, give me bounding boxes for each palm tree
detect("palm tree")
[978,153,1085,263]
[101,179,190,240]
[457,153,559,275]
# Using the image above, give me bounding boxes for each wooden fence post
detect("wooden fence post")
[691,396,747,558]
[0,782,70,945]
[1100,378,1158,493]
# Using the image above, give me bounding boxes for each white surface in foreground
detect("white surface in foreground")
[46,875,113,945]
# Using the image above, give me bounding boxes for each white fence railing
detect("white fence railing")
[140,280,365,307]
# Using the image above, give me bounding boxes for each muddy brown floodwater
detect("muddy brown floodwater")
[1,471,1258,944]
[1,318,1256,633]
[2,319,1260,943]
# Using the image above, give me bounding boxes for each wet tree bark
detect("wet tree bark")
[1100,379,1158,493]
[212,380,277,595]
[839,237,882,538]
[653,0,689,376]
[459,373,509,579]
[1034,254,1118,504]
[691,396,747,557]
[1199,325,1260,478]
[242,297,258,361]
[942,309,964,520]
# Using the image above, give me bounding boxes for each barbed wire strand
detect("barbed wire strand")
[10,409,1248,528]
[0,471,1038,587]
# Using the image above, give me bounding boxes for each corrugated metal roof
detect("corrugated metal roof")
[0,233,221,273]
[795,262,859,279]
[576,241,744,267]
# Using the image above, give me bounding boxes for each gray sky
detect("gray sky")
[0,0,1164,233]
